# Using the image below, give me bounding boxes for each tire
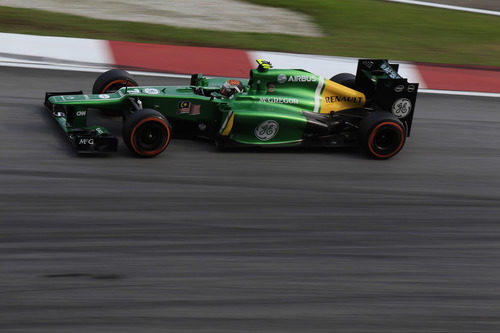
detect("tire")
[359,112,406,159]
[93,69,138,94]
[122,109,172,157]
[92,69,138,116]
[330,73,357,90]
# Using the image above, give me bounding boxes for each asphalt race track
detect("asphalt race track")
[1,66,500,332]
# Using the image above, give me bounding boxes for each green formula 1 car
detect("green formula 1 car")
[44,59,418,159]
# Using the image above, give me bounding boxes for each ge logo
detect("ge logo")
[255,120,279,141]
[277,74,287,84]
[392,98,412,118]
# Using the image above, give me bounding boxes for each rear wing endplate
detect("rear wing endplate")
[355,59,419,136]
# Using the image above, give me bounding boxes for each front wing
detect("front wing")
[44,91,118,153]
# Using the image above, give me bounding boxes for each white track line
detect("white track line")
[2,61,499,98]
[419,89,500,98]
[0,60,192,78]
[0,61,500,98]
[385,0,500,16]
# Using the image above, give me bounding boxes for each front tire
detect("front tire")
[359,112,406,159]
[93,69,138,94]
[93,69,138,116]
[122,109,172,157]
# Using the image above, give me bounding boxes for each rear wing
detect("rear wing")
[355,59,418,136]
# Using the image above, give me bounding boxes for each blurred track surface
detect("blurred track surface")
[1,67,500,332]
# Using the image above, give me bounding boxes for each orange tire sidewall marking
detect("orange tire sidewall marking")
[130,117,171,156]
[102,80,136,93]
[368,121,405,159]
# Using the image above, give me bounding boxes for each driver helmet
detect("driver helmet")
[220,80,245,97]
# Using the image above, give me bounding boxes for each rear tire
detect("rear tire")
[93,69,138,116]
[330,73,357,90]
[122,109,171,157]
[359,112,406,159]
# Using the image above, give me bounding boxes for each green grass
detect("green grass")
[0,0,499,66]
